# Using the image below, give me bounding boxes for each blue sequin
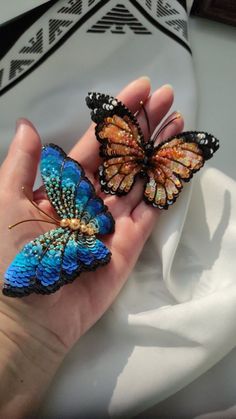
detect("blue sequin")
[75,180,94,215]
[91,239,110,260]
[41,147,64,178]
[5,242,44,288]
[62,238,81,275]
[83,198,104,219]
[61,160,82,187]
[37,249,62,286]
[91,213,114,235]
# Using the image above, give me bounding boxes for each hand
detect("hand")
[0,77,183,417]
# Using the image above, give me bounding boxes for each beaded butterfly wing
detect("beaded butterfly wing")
[3,144,114,297]
[86,93,220,209]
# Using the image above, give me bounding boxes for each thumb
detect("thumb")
[1,119,41,195]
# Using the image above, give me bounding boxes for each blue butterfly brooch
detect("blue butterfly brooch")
[86,93,220,209]
[3,144,114,297]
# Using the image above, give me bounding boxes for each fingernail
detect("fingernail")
[175,111,182,119]
[15,118,26,133]
[161,84,173,91]
[137,76,151,83]
[15,118,35,134]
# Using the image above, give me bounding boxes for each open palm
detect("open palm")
[0,78,183,355]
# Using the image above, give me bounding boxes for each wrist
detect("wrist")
[0,299,67,418]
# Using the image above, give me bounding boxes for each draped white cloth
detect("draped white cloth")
[1,1,235,418]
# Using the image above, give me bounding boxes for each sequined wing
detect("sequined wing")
[66,234,111,271]
[41,144,114,234]
[86,92,145,195]
[144,131,220,209]
[3,229,111,297]
[4,145,114,297]
[74,175,114,235]
[4,228,71,296]
[40,144,83,219]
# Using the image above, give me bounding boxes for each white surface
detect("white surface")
[135,16,236,419]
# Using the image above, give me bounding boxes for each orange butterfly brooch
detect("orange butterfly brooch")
[86,93,219,209]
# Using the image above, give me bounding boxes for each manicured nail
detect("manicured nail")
[137,76,151,83]
[15,118,26,133]
[161,83,173,91]
[15,118,34,134]
[175,111,182,119]
[15,119,22,132]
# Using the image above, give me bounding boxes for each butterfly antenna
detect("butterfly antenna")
[140,100,151,138]
[8,219,60,230]
[8,187,61,229]
[152,112,182,143]
[21,186,59,223]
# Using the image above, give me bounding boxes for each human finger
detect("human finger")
[0,119,41,197]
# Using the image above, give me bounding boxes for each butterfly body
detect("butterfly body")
[3,144,114,297]
[86,93,220,209]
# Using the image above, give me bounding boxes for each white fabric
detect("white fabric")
[0,1,235,418]
[186,0,194,14]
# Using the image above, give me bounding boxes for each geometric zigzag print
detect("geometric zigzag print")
[0,0,107,96]
[87,3,152,34]
[134,0,190,48]
[19,29,44,54]
[86,0,189,43]
[0,0,190,96]
[85,0,189,42]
